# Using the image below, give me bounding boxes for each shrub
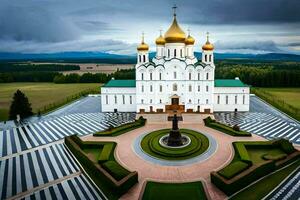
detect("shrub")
[262,153,287,161]
[273,139,295,154]
[102,161,130,181]
[98,143,115,163]
[233,124,240,131]
[218,161,249,179]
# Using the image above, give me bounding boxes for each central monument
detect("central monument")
[167,114,183,146]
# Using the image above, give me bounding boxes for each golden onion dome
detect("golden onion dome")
[202,32,214,51]
[155,33,166,45]
[164,16,186,43]
[185,34,195,45]
[137,33,149,51]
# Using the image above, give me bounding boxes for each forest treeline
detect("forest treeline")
[0,61,299,87]
[0,63,79,72]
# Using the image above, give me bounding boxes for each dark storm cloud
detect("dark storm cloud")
[214,40,282,52]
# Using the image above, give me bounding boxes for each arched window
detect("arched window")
[130,96,132,104]
[189,85,192,92]
[206,85,209,92]
[243,95,245,104]
[106,95,108,104]
[205,55,207,62]
[174,71,177,79]
[189,73,192,80]
[173,83,177,91]
[159,73,162,80]
[206,99,209,104]
[150,72,153,80]
[189,99,192,103]
[141,85,144,92]
[209,55,212,62]
[160,85,162,92]
[198,99,200,104]
[206,72,209,80]
[141,73,144,80]
[114,95,117,104]
[180,49,183,57]
[235,95,238,104]
[217,95,220,104]
[139,55,141,62]
[150,99,152,103]
[174,49,176,57]
[122,95,125,104]
[150,85,153,92]
[168,49,170,57]
[198,85,200,92]
[159,99,162,103]
[198,73,200,80]
[226,96,229,104]
[143,55,146,62]
[141,99,144,104]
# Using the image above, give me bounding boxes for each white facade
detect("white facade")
[101,12,250,113]
[101,87,136,112]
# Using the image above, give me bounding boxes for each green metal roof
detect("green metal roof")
[215,79,248,87]
[103,79,136,87]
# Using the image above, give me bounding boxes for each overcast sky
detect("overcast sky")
[0,0,299,54]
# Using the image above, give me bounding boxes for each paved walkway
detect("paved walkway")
[82,122,266,200]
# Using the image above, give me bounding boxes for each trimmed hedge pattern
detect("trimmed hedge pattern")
[94,116,146,137]
[211,139,300,196]
[204,117,251,137]
[98,143,114,163]
[64,135,138,199]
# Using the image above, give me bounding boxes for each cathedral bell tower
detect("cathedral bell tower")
[137,33,149,64]
[202,32,214,65]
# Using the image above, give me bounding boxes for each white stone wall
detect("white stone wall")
[213,87,250,112]
[101,87,136,112]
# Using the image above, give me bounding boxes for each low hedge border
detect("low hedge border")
[65,135,138,199]
[94,116,146,137]
[211,139,300,196]
[204,117,251,137]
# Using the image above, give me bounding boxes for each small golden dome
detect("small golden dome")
[164,16,186,43]
[185,34,195,45]
[202,32,214,51]
[137,33,149,51]
[155,33,166,45]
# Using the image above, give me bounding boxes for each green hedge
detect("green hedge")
[64,135,138,199]
[233,143,252,165]
[98,143,115,163]
[218,161,250,179]
[211,139,299,196]
[204,117,251,137]
[94,116,146,136]
[211,161,276,195]
[102,161,130,181]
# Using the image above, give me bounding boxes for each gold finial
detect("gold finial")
[159,29,163,36]
[187,28,191,36]
[172,4,177,17]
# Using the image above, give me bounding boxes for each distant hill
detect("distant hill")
[0,51,300,63]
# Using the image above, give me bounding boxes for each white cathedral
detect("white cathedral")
[101,9,250,114]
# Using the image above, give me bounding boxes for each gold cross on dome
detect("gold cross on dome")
[172,4,177,16]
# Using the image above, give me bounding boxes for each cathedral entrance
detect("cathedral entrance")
[171,98,179,105]
[165,95,185,113]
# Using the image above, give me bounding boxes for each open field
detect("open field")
[252,87,300,121]
[0,82,100,121]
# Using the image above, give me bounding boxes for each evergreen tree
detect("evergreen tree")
[9,90,33,120]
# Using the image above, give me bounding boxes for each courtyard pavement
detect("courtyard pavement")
[81,122,266,200]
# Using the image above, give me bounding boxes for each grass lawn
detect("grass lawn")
[247,148,286,164]
[259,88,300,109]
[83,147,103,163]
[142,181,208,200]
[0,82,100,121]
[252,87,300,121]
[229,159,300,200]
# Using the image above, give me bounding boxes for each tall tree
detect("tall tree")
[9,90,33,120]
